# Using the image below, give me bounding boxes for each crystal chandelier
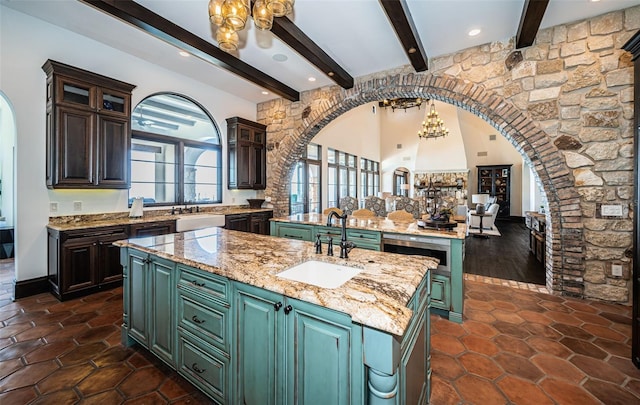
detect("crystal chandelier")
[209,0,295,52]
[418,100,449,140]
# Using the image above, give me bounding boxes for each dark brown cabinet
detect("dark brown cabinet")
[225,214,251,232]
[225,211,272,235]
[48,225,128,301]
[42,60,135,189]
[226,117,267,190]
[250,211,274,235]
[129,221,176,238]
[477,165,511,218]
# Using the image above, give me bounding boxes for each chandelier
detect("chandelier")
[418,100,449,140]
[379,97,423,111]
[209,0,295,52]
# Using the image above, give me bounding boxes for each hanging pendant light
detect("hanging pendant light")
[216,24,240,52]
[253,0,274,31]
[418,100,449,140]
[208,0,225,25]
[222,0,249,31]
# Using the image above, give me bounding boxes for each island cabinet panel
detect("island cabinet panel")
[234,282,362,405]
[270,222,314,241]
[121,249,176,367]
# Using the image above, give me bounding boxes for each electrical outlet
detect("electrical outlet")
[73,201,82,211]
[50,202,58,212]
[611,264,623,277]
[231,197,236,203]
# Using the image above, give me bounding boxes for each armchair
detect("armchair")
[467,203,499,230]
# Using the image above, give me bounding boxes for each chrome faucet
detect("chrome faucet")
[326,211,356,259]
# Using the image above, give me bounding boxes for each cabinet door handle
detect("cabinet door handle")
[191,363,206,374]
[274,302,283,311]
[284,305,293,314]
[190,280,205,287]
[192,315,205,324]
[284,234,302,239]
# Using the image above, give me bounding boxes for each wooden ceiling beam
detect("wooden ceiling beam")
[81,0,300,101]
[379,0,428,72]
[270,15,354,89]
[516,0,550,49]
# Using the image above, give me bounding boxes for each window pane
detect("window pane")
[347,155,355,167]
[328,166,338,207]
[327,148,336,164]
[338,152,346,166]
[184,147,221,203]
[308,163,321,213]
[307,143,320,160]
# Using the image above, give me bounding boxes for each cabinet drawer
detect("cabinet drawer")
[431,273,450,311]
[347,229,381,243]
[178,265,229,303]
[276,225,313,241]
[178,290,230,353]
[351,240,381,251]
[178,331,230,404]
[314,226,343,239]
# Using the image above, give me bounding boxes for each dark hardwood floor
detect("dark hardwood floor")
[464,218,546,285]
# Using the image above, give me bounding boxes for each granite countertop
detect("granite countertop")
[115,227,437,336]
[47,207,273,232]
[272,213,467,240]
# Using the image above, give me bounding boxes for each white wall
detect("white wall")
[0,6,258,281]
[310,101,381,209]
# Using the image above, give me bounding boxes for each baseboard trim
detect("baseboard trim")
[13,277,51,300]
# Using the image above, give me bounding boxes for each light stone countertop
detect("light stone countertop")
[272,213,467,240]
[47,207,273,232]
[115,226,438,336]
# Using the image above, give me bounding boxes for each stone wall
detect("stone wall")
[257,7,640,303]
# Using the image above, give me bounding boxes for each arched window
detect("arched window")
[130,93,222,205]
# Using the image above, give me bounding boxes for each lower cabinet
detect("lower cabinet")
[48,225,127,300]
[234,282,362,405]
[270,222,314,241]
[129,220,176,237]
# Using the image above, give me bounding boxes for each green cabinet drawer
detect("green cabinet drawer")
[273,224,313,241]
[347,229,381,243]
[178,331,230,404]
[178,265,230,304]
[314,225,343,239]
[178,290,230,353]
[431,273,451,311]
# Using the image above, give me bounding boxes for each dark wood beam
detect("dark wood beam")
[516,0,549,49]
[270,16,354,89]
[379,0,428,72]
[81,0,300,101]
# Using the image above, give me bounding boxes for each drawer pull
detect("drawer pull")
[191,363,206,374]
[284,234,302,239]
[274,302,283,311]
[190,280,205,287]
[284,305,293,315]
[192,315,205,324]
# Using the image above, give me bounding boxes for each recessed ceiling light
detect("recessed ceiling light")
[308,77,316,82]
[328,72,334,76]
[261,91,269,95]
[408,47,416,54]
[179,51,190,57]
[468,28,481,37]
[273,54,288,62]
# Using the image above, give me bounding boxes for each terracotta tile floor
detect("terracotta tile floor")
[1,258,639,404]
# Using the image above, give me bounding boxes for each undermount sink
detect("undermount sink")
[276,260,362,289]
[175,214,226,232]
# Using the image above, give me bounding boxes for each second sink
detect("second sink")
[175,214,226,232]
[276,260,361,289]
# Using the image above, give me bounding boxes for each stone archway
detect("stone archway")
[264,72,584,298]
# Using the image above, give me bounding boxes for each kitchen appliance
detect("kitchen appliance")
[129,197,144,218]
[382,232,451,274]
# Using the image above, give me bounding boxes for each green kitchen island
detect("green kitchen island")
[271,213,466,323]
[116,226,435,405]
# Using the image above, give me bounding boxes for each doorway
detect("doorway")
[0,92,16,285]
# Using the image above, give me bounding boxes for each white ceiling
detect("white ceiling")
[3,0,640,103]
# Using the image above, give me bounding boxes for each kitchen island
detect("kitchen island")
[271,213,466,323]
[116,227,435,405]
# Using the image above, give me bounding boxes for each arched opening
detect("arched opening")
[265,73,582,297]
[0,92,17,289]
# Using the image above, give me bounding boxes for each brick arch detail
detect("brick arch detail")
[266,72,584,297]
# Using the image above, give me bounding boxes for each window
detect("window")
[393,167,410,197]
[290,144,321,214]
[360,158,380,198]
[130,93,221,205]
[327,148,357,208]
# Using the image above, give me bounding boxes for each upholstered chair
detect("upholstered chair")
[387,210,415,222]
[364,196,387,217]
[394,196,422,219]
[323,207,344,216]
[467,203,500,230]
[339,196,359,215]
[351,208,376,218]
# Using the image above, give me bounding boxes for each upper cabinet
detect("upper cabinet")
[42,60,136,189]
[226,117,267,190]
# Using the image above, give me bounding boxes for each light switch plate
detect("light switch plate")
[73,201,82,211]
[611,264,623,277]
[50,202,58,212]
